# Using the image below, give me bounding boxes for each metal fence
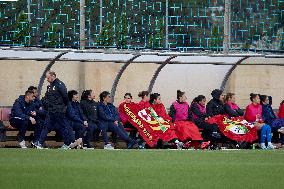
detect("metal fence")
[0,0,283,51]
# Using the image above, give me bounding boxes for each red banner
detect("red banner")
[122,103,176,147]
[207,115,258,143]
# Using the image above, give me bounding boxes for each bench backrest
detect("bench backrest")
[0,108,11,121]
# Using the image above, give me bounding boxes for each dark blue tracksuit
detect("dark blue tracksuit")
[66,101,86,144]
[262,97,284,144]
[39,78,73,146]
[98,102,130,145]
[80,99,100,145]
[31,98,46,142]
[10,95,41,142]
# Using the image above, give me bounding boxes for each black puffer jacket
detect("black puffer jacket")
[206,89,225,117]
[80,99,99,124]
[42,78,68,113]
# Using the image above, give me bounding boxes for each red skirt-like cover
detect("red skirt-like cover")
[174,121,203,141]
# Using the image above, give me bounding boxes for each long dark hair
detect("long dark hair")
[250,93,259,102]
[138,91,149,99]
[177,90,185,101]
[259,95,268,105]
[81,90,92,101]
[149,93,160,104]
[99,91,110,102]
[192,95,206,105]
[68,90,78,101]
[124,93,132,99]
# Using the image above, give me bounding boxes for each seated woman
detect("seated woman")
[206,89,225,117]
[169,90,209,149]
[149,93,183,149]
[191,95,221,140]
[80,90,100,148]
[119,93,145,149]
[66,90,87,148]
[224,93,244,117]
[278,100,284,119]
[244,93,274,149]
[98,91,136,149]
[260,95,284,146]
[137,91,151,109]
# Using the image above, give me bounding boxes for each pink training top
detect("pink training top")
[244,103,263,122]
[173,101,189,121]
[191,102,206,120]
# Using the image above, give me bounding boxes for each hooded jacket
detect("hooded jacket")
[206,89,225,117]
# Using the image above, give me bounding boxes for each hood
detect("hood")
[211,89,223,100]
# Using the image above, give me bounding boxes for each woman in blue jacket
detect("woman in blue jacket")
[66,90,87,148]
[98,91,136,149]
[260,95,284,146]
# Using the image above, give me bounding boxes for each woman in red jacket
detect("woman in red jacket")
[118,93,145,149]
[149,93,183,149]
[244,93,274,149]
[278,100,284,119]
[137,91,151,109]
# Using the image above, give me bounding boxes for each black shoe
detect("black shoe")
[83,143,92,149]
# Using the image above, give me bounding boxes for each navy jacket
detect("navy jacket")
[98,102,120,122]
[42,78,68,113]
[206,99,225,117]
[10,95,35,121]
[32,98,46,119]
[262,96,276,125]
[206,89,225,117]
[66,101,86,124]
[80,99,99,124]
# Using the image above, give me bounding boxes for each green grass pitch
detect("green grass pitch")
[0,149,283,189]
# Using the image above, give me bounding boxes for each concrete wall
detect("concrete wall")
[224,57,284,109]
[1,57,283,110]
[0,60,123,106]
[152,64,231,108]
[0,60,49,106]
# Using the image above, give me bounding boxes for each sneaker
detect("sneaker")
[175,140,184,150]
[19,140,27,149]
[212,132,221,139]
[69,138,83,149]
[104,143,114,150]
[201,141,211,149]
[31,141,37,148]
[34,142,43,149]
[267,143,275,150]
[127,140,137,149]
[260,143,267,150]
[278,127,284,134]
[138,142,146,149]
[60,144,70,149]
